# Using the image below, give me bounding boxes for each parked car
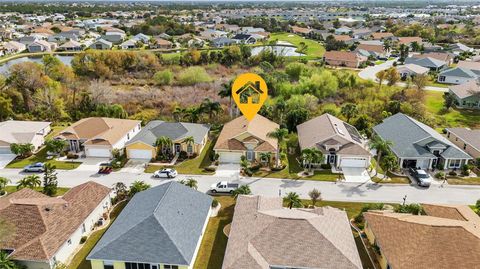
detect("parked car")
[23,162,45,172]
[409,168,432,187]
[209,181,239,193]
[98,163,113,174]
[153,168,178,178]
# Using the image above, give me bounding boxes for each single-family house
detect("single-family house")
[352,28,373,39]
[371,32,394,40]
[323,51,367,68]
[364,204,480,269]
[404,56,446,71]
[448,80,480,109]
[333,34,355,44]
[27,40,56,52]
[3,41,26,54]
[232,33,256,44]
[187,37,205,48]
[450,42,474,55]
[199,29,227,40]
[214,115,278,163]
[396,64,429,79]
[0,181,111,269]
[335,26,352,35]
[397,36,423,46]
[150,37,172,49]
[56,117,141,158]
[125,121,210,160]
[0,120,51,154]
[297,113,371,169]
[89,39,113,50]
[457,60,480,71]
[132,33,150,43]
[413,52,454,65]
[87,181,212,269]
[356,43,388,59]
[222,195,363,269]
[18,35,38,46]
[438,67,480,84]
[101,34,124,44]
[445,127,480,159]
[372,113,472,170]
[58,40,82,51]
[120,39,138,50]
[211,37,237,48]
[290,25,312,36]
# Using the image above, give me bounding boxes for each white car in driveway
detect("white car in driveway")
[153,168,178,178]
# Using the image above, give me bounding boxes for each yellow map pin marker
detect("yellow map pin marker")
[232,73,268,121]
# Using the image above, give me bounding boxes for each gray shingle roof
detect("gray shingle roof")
[373,113,471,159]
[405,57,446,68]
[439,67,478,78]
[87,181,212,265]
[126,121,210,147]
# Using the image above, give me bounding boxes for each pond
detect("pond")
[0,55,74,75]
[251,45,306,57]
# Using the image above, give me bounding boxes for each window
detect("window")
[164,265,178,269]
[438,76,445,82]
[126,263,151,269]
[67,239,72,245]
[187,144,193,153]
[464,143,467,150]
[449,159,461,168]
[81,223,86,233]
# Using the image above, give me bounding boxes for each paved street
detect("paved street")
[1,167,479,205]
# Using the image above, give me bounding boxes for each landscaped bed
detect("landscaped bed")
[6,148,81,170]
[372,171,411,184]
[447,176,480,185]
[4,186,70,196]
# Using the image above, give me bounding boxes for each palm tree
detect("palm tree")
[369,136,394,176]
[185,106,202,123]
[259,152,272,166]
[113,182,128,201]
[0,251,16,269]
[308,188,322,207]
[218,80,234,117]
[200,98,223,121]
[183,136,195,156]
[267,128,289,167]
[129,180,151,198]
[284,192,303,209]
[232,184,252,199]
[381,154,398,179]
[376,70,387,89]
[16,175,41,190]
[0,177,9,191]
[173,107,186,121]
[340,103,358,123]
[179,178,198,190]
[155,136,173,155]
[301,148,324,172]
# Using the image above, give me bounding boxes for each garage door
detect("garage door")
[86,148,111,158]
[219,152,243,163]
[128,149,153,160]
[340,157,368,168]
[0,147,12,154]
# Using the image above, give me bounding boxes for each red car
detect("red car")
[98,163,113,174]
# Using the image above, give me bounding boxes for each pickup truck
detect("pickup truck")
[209,181,239,193]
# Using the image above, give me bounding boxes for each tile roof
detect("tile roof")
[364,204,480,269]
[373,113,471,159]
[297,113,370,156]
[87,181,212,265]
[214,115,278,152]
[57,117,140,146]
[446,127,480,151]
[222,195,362,269]
[449,80,480,99]
[0,120,51,145]
[0,182,110,262]
[125,121,209,147]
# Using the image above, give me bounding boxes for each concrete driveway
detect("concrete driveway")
[342,167,371,183]
[215,163,241,178]
[76,158,111,171]
[0,154,16,169]
[121,160,148,173]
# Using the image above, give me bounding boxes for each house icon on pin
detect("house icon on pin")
[235,81,264,104]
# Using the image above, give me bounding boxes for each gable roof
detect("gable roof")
[297,114,370,156]
[222,195,362,269]
[439,67,479,79]
[213,115,278,152]
[57,117,140,146]
[364,204,480,269]
[87,182,212,265]
[446,127,480,151]
[324,51,363,63]
[398,36,422,45]
[413,52,452,62]
[457,60,480,71]
[449,80,480,99]
[0,120,51,145]
[396,64,429,74]
[373,113,471,159]
[125,121,209,147]
[0,182,110,262]
[405,57,446,68]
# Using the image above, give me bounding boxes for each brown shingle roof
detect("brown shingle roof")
[0,182,111,262]
[222,195,363,269]
[214,115,278,152]
[371,32,394,40]
[324,51,362,63]
[446,127,480,151]
[364,204,480,269]
[398,36,423,45]
[449,80,480,99]
[57,117,140,146]
[357,43,385,54]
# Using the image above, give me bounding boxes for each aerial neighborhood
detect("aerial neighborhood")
[0,1,480,269]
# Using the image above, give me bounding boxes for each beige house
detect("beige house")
[222,195,363,269]
[446,127,480,159]
[214,115,278,163]
[0,120,51,154]
[364,204,480,269]
[56,117,141,158]
[323,51,367,68]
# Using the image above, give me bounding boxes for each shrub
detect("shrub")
[66,153,79,159]
[449,170,457,176]
[271,165,285,171]
[178,66,212,86]
[80,236,87,244]
[320,163,331,169]
[244,168,253,177]
[179,151,188,160]
[0,190,5,196]
[434,172,445,179]
[249,163,261,172]
[394,203,425,215]
[153,69,173,86]
[190,152,198,159]
[211,198,219,208]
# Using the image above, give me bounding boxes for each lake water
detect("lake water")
[251,45,306,57]
[0,55,74,75]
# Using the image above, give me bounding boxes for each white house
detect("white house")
[0,120,51,154]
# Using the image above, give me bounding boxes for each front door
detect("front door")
[432,158,438,169]
[175,143,181,153]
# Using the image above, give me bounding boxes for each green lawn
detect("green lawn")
[372,172,411,184]
[194,196,235,269]
[447,177,480,185]
[4,186,70,196]
[268,32,325,59]
[375,60,385,65]
[424,90,480,128]
[67,201,128,269]
[144,140,215,175]
[6,147,81,170]
[254,152,338,181]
